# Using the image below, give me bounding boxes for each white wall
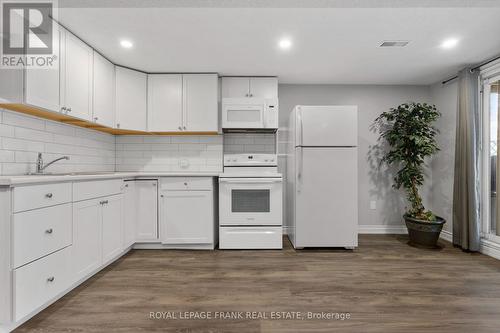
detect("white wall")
[429,81,458,235]
[278,84,433,231]
[0,109,115,175]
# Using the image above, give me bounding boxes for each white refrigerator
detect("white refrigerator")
[287,105,358,248]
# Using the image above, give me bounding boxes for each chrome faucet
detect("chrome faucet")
[36,153,70,174]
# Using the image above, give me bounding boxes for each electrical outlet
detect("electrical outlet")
[370,200,377,210]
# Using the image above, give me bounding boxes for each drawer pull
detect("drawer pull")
[45,193,53,198]
[184,182,188,186]
[47,276,55,282]
[100,200,109,205]
[45,228,53,234]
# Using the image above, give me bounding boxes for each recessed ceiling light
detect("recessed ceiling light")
[441,38,459,49]
[120,39,133,49]
[278,38,292,50]
[380,41,409,47]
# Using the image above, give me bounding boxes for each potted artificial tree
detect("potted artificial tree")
[375,102,445,248]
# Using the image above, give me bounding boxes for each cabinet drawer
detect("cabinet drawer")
[160,177,212,191]
[14,247,71,321]
[219,227,282,249]
[13,183,72,212]
[13,203,72,268]
[73,179,123,202]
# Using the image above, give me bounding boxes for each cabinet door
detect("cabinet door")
[221,77,249,98]
[102,195,124,263]
[161,190,213,244]
[135,180,158,241]
[92,51,115,127]
[249,77,278,99]
[72,199,102,281]
[183,74,218,132]
[115,67,147,131]
[25,21,61,112]
[147,74,183,132]
[123,181,137,247]
[61,29,93,120]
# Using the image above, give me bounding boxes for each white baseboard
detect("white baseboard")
[480,239,500,260]
[358,225,407,234]
[440,229,453,242]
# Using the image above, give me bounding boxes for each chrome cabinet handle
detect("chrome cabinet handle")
[45,193,53,198]
[178,126,182,130]
[116,123,120,128]
[183,126,186,130]
[47,276,55,282]
[103,200,108,205]
[94,117,98,122]
[249,93,253,97]
[45,228,53,234]
[245,93,249,97]
[61,107,67,112]
[66,107,72,113]
[184,182,188,186]
[125,184,129,187]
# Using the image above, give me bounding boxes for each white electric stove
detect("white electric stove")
[218,154,283,249]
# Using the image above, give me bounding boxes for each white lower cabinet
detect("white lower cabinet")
[160,177,214,246]
[14,246,71,321]
[72,198,102,281]
[72,194,124,281]
[135,180,158,242]
[123,181,137,247]
[101,195,124,264]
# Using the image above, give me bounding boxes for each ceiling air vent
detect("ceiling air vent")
[380,41,409,47]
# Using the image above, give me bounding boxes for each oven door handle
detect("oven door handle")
[219,178,282,184]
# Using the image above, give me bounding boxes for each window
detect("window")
[482,70,500,239]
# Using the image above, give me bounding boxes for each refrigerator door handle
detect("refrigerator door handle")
[297,107,303,147]
[297,147,302,193]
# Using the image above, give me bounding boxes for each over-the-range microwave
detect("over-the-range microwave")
[222,98,279,130]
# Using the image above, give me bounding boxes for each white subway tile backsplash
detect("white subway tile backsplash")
[116,135,223,172]
[0,110,222,175]
[3,111,45,131]
[223,133,276,154]
[0,109,115,175]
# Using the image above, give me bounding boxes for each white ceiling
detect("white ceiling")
[56,0,500,85]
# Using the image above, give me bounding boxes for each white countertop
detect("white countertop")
[0,172,220,186]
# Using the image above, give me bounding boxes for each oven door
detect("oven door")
[222,102,265,129]
[219,178,282,226]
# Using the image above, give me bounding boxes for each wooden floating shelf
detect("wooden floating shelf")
[0,103,219,136]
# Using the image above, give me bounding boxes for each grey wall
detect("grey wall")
[429,81,458,234]
[278,84,433,230]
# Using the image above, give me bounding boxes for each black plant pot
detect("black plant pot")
[404,215,446,248]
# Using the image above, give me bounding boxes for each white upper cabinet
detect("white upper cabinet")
[147,74,218,132]
[60,28,93,120]
[115,67,147,131]
[25,21,61,112]
[249,77,278,99]
[222,77,278,99]
[221,77,249,98]
[92,52,115,128]
[183,74,218,132]
[147,74,183,132]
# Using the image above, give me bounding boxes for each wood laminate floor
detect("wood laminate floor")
[15,235,500,333]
